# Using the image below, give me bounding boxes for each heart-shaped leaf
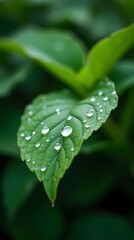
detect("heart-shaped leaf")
[17,78,118,203]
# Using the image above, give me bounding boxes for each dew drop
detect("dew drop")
[41,166,47,172]
[103,96,108,101]
[71,147,74,151]
[99,105,102,108]
[46,139,50,142]
[41,126,49,135]
[21,133,24,137]
[27,159,30,162]
[98,90,103,96]
[35,142,40,148]
[32,161,35,164]
[99,109,103,113]
[61,126,73,137]
[85,124,90,128]
[56,108,61,114]
[54,143,61,151]
[52,201,55,207]
[32,131,36,135]
[41,121,44,125]
[25,135,31,141]
[87,110,94,117]
[112,91,116,95]
[67,115,72,121]
[97,116,101,120]
[83,119,87,123]
[90,96,96,102]
[97,102,100,106]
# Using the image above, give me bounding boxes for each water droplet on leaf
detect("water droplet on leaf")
[103,96,108,101]
[98,90,103,96]
[67,115,72,121]
[25,135,31,141]
[35,142,40,148]
[41,126,49,135]
[90,96,96,102]
[54,143,61,151]
[87,110,94,117]
[85,124,90,128]
[41,166,46,172]
[61,126,73,137]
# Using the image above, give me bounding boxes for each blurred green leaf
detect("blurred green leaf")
[17,78,117,202]
[78,24,134,88]
[0,28,86,94]
[0,64,30,98]
[110,60,134,95]
[68,214,134,240]
[2,161,37,218]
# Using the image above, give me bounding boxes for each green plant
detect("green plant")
[0,23,134,206]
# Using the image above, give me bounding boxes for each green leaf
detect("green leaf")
[0,28,86,95]
[2,161,37,218]
[68,214,134,240]
[17,78,118,202]
[77,23,134,88]
[0,64,30,98]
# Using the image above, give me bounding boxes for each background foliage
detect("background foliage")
[0,0,134,239]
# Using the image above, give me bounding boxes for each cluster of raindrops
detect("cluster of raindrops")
[20,85,117,175]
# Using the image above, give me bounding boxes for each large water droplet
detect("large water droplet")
[35,142,40,148]
[87,110,94,117]
[25,135,31,141]
[41,166,46,172]
[103,96,108,101]
[61,126,73,137]
[67,115,72,121]
[54,143,61,151]
[90,96,96,102]
[41,126,49,135]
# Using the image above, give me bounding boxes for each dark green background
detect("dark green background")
[0,0,134,239]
